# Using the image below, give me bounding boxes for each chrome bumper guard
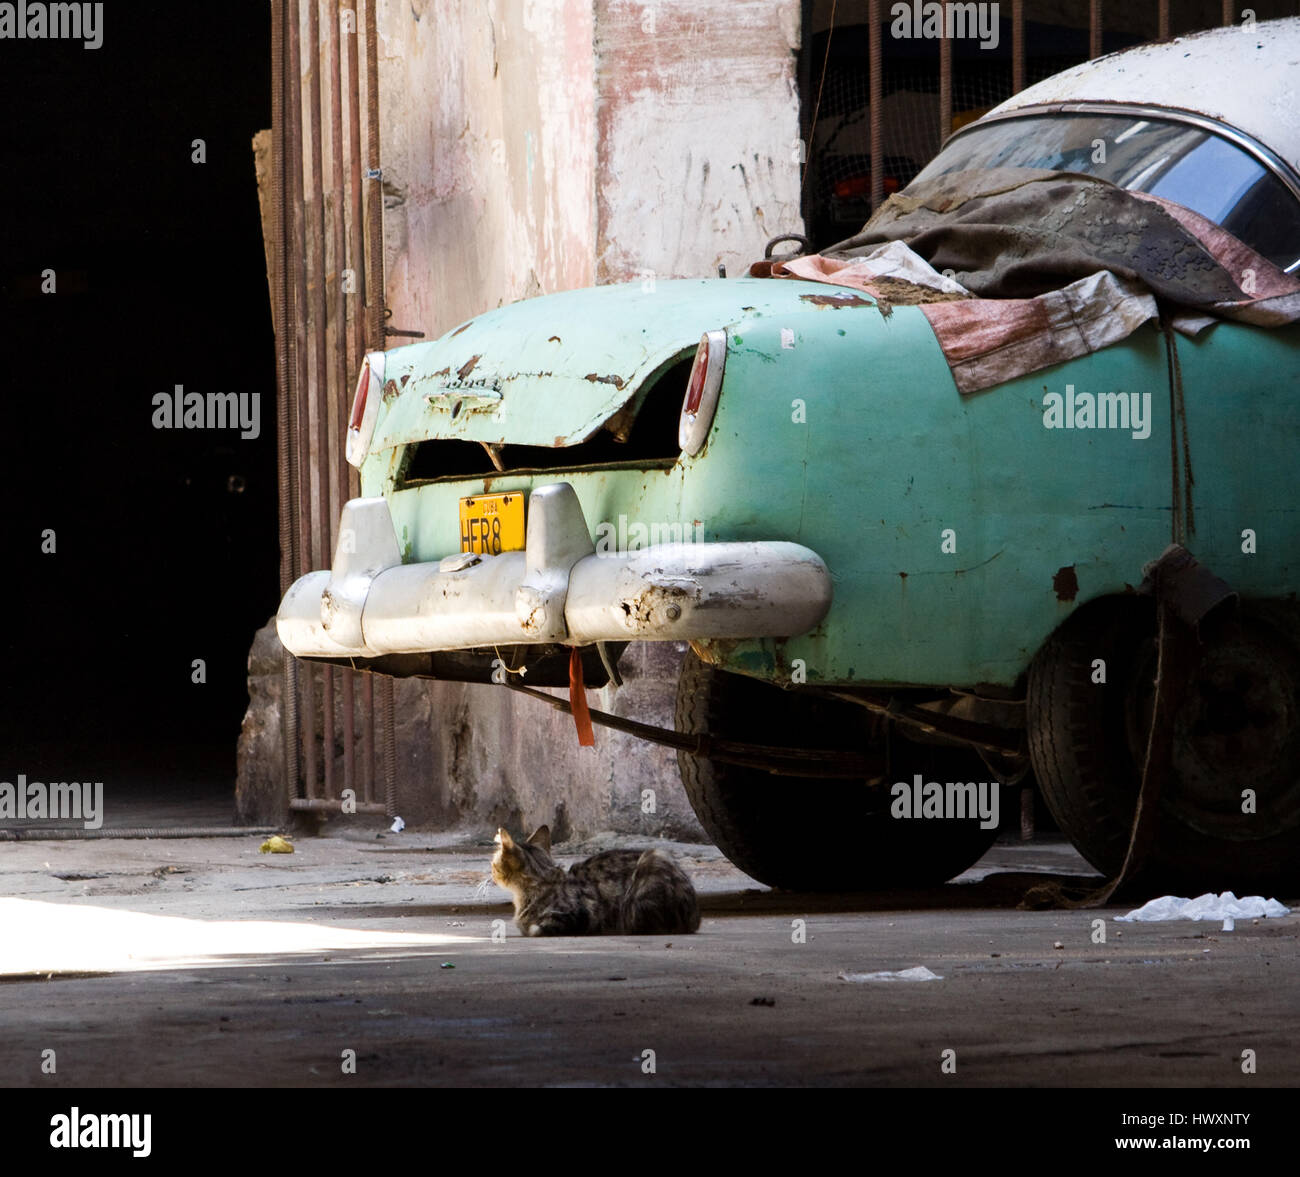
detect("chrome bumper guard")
[276,484,832,658]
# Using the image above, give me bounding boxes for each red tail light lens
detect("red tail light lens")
[349,360,371,432]
[345,350,386,467]
[683,343,709,416]
[678,329,727,455]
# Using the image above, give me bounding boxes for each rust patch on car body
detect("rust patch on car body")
[584,372,627,389]
[548,335,561,343]
[451,321,474,337]
[800,292,873,309]
[457,355,482,380]
[1053,565,1079,602]
[620,582,692,630]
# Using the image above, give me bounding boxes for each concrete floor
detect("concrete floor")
[1,827,1296,1087]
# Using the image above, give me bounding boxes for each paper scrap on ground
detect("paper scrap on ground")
[838,966,943,983]
[1115,892,1290,922]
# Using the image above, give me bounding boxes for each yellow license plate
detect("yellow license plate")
[459,492,525,555]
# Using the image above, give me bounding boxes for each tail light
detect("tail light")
[345,350,386,467]
[678,329,727,455]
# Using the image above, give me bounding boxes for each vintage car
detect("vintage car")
[279,19,1300,892]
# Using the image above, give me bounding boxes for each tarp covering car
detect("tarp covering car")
[762,168,1300,392]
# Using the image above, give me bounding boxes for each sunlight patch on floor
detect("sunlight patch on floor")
[0,898,478,976]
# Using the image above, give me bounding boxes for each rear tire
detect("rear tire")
[674,650,1000,890]
[1028,597,1300,892]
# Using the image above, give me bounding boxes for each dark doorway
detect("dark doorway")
[0,5,276,811]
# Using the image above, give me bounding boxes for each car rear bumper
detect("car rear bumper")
[276,483,832,659]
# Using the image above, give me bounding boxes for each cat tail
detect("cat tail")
[621,849,701,935]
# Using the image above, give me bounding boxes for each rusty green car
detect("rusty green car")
[280,20,1300,892]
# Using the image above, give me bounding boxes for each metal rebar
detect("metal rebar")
[327,0,356,808]
[347,0,376,806]
[364,0,384,353]
[364,0,395,817]
[307,0,336,800]
[288,0,317,801]
[1089,0,1102,60]
[362,673,375,805]
[381,676,397,818]
[272,0,300,813]
[272,0,290,599]
[280,653,299,812]
[868,0,882,212]
[938,26,951,146]
[345,0,366,501]
[1158,0,1170,40]
[1012,0,1024,93]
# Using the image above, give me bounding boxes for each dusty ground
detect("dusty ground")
[1,823,1296,1090]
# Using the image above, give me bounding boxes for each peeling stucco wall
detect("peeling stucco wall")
[378,0,597,340]
[380,0,803,332]
[594,0,804,282]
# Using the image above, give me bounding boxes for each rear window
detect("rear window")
[915,113,1300,271]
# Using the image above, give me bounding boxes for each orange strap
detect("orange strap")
[568,647,596,747]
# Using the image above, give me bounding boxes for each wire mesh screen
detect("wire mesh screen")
[803,17,1140,247]
[809,60,1016,245]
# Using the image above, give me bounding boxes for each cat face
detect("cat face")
[491,825,556,889]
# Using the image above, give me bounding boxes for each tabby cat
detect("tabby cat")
[491,825,700,936]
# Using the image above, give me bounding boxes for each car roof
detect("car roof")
[984,17,1300,179]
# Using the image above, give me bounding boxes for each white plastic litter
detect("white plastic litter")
[838,966,943,983]
[1115,892,1290,922]
[389,816,405,834]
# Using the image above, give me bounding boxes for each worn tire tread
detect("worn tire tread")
[675,650,999,891]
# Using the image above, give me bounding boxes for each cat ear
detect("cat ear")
[495,828,515,848]
[525,825,551,851]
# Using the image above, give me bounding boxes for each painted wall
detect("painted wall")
[377,0,598,340]
[594,0,804,282]
[379,0,803,330]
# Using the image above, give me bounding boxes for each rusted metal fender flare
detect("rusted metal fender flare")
[1135,543,1238,636]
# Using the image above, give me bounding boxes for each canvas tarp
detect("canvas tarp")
[758,169,1300,393]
